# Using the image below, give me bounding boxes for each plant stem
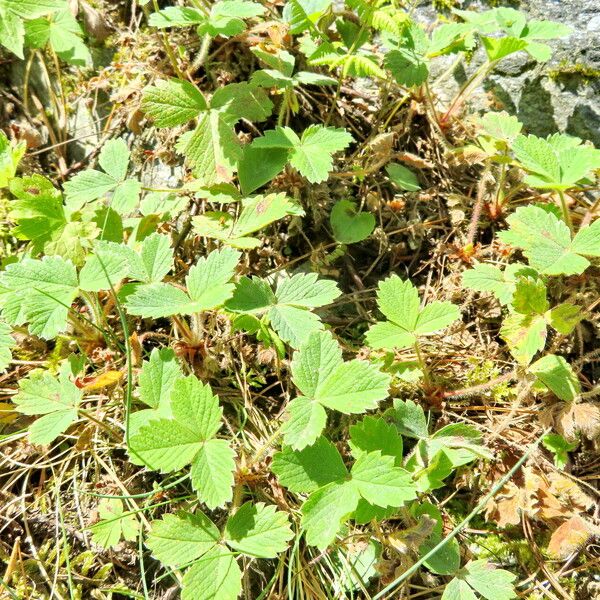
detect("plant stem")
[558,189,573,233]
[372,429,548,599]
[413,339,431,387]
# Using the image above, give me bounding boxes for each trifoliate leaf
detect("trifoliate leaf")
[64,138,141,214]
[442,560,517,600]
[272,436,348,493]
[90,498,139,549]
[25,9,91,66]
[128,375,234,508]
[9,175,67,253]
[224,502,293,558]
[251,125,353,183]
[498,206,600,275]
[283,331,390,448]
[462,263,532,305]
[330,200,375,244]
[182,545,241,600]
[349,416,403,465]
[226,272,339,347]
[0,0,67,58]
[0,255,78,339]
[386,162,421,191]
[126,247,239,318]
[13,369,81,444]
[530,354,580,401]
[192,193,304,248]
[542,433,578,469]
[512,133,600,190]
[0,320,14,373]
[146,511,220,568]
[366,275,459,350]
[142,78,207,127]
[350,451,417,508]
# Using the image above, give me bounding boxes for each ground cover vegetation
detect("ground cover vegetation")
[0,0,599,598]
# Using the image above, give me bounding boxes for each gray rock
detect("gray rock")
[417,0,600,143]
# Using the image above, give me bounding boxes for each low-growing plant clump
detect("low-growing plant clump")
[0,1,599,599]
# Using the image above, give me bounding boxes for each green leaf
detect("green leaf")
[0,131,27,187]
[386,163,421,191]
[148,6,205,28]
[193,193,304,248]
[366,275,459,350]
[0,255,78,339]
[224,502,293,558]
[301,481,360,550]
[350,451,417,508]
[498,206,599,275]
[500,311,547,365]
[349,416,403,465]
[330,200,375,244]
[9,175,67,253]
[226,272,339,347]
[237,146,289,195]
[146,511,220,568]
[187,246,240,306]
[281,396,327,450]
[90,498,139,549]
[190,439,236,509]
[283,331,390,448]
[462,263,529,305]
[252,125,353,183]
[13,369,81,444]
[511,277,548,314]
[0,320,15,373]
[512,133,600,190]
[384,23,429,86]
[138,347,182,410]
[388,399,429,439]
[129,232,174,284]
[128,375,234,507]
[79,242,131,292]
[530,354,580,401]
[272,436,348,493]
[444,560,517,600]
[478,111,522,142]
[182,545,241,600]
[126,247,239,318]
[25,10,91,66]
[64,138,140,214]
[546,303,582,335]
[180,110,242,185]
[142,78,207,127]
[0,0,67,58]
[542,433,577,469]
[211,82,273,122]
